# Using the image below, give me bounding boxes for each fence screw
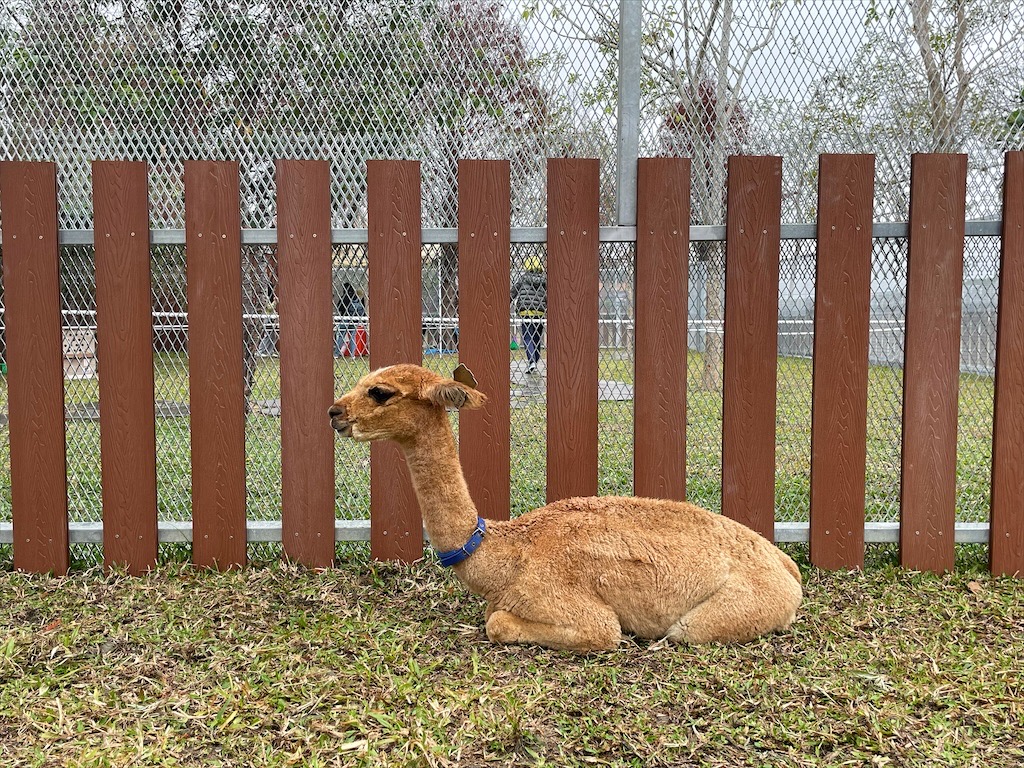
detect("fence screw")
[198,232,202,237]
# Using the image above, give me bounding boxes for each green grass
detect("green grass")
[0,546,1021,767]
[0,349,1000,528]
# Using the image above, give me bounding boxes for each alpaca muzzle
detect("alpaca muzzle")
[328,404,353,437]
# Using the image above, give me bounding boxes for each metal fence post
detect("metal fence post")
[616,0,642,227]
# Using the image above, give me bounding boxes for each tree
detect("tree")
[529,0,784,388]
[787,0,1024,220]
[0,0,435,398]
[1004,89,1024,145]
[2,0,564,353]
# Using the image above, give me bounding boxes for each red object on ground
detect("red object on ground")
[353,325,368,356]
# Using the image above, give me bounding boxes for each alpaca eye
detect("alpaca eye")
[368,386,394,405]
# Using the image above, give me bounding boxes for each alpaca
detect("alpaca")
[329,363,802,652]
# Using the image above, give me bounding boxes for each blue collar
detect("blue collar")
[435,517,486,567]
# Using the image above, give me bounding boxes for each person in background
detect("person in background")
[335,282,366,357]
[511,255,546,374]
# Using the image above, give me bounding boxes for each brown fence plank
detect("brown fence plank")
[546,158,600,503]
[991,151,1024,577]
[92,161,158,574]
[634,157,690,501]
[809,154,875,570]
[184,161,247,569]
[277,160,335,568]
[900,153,967,573]
[367,160,423,561]
[0,161,69,574]
[722,155,782,541]
[458,160,511,521]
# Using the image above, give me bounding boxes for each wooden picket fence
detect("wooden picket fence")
[0,155,1022,578]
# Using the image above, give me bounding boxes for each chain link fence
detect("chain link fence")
[2,1,1022,543]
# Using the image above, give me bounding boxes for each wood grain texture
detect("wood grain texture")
[546,158,600,503]
[990,151,1024,577]
[367,160,423,562]
[722,155,782,541]
[184,161,247,569]
[277,160,335,567]
[92,161,158,574]
[457,160,511,521]
[900,153,967,573]
[634,157,690,501]
[0,161,69,575]
[809,154,875,570]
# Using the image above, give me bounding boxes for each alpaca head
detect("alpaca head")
[329,363,486,444]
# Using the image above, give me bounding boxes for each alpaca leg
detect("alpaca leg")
[486,609,621,652]
[667,574,800,645]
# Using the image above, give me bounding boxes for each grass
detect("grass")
[0,544,1022,767]
[0,348,999,526]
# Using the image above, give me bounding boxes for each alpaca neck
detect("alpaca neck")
[400,411,482,553]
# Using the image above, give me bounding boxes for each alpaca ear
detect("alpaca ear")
[423,373,487,410]
[452,363,477,389]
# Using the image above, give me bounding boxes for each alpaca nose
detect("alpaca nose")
[329,403,347,420]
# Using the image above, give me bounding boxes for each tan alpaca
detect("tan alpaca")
[330,363,802,652]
